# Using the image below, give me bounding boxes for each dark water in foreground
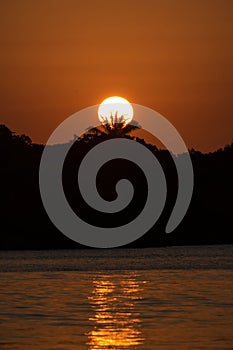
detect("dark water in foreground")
[0,245,233,349]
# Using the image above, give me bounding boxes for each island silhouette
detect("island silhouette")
[0,123,232,249]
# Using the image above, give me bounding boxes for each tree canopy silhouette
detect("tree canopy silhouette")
[0,123,232,249]
[83,114,141,140]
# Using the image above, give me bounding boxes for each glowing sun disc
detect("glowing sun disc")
[98,96,133,125]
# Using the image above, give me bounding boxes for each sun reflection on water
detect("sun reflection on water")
[86,272,145,349]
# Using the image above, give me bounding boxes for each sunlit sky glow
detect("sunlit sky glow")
[0,0,233,151]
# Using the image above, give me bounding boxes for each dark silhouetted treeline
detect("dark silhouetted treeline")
[0,124,232,249]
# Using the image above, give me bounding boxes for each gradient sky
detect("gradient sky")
[0,0,233,151]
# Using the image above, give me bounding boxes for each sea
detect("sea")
[0,245,233,349]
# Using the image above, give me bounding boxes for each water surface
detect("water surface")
[0,245,233,349]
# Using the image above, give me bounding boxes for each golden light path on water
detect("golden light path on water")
[1,248,233,349]
[86,273,146,349]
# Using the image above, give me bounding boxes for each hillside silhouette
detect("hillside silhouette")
[0,123,232,249]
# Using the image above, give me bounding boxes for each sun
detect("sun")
[98,96,133,126]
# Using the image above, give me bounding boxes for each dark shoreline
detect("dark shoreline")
[1,124,232,250]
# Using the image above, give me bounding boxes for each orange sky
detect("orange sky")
[0,0,233,151]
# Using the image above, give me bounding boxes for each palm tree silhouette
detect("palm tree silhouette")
[84,113,140,142]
